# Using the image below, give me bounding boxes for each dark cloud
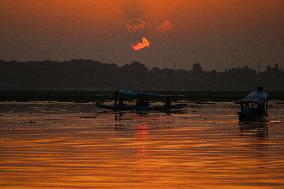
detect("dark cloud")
[126,19,145,33]
[157,19,173,33]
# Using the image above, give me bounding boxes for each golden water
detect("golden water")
[0,101,284,188]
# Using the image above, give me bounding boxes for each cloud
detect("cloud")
[157,19,174,33]
[126,18,145,32]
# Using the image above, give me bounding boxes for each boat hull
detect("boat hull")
[96,103,186,112]
[238,112,267,122]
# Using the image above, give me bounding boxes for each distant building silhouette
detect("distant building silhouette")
[192,63,202,73]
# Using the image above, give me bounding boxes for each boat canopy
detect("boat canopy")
[240,89,268,104]
[118,90,161,98]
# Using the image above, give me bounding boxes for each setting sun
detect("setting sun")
[131,37,150,51]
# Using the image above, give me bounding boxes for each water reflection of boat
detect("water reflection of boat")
[238,87,268,122]
[239,121,268,138]
[96,90,187,112]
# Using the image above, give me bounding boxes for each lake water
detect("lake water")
[0,101,284,188]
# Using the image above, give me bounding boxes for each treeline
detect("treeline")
[0,59,283,91]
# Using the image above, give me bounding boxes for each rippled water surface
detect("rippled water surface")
[0,101,284,188]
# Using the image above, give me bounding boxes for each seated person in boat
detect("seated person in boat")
[137,96,149,108]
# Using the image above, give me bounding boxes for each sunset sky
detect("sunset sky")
[0,0,283,70]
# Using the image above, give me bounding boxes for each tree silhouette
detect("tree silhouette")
[0,60,283,91]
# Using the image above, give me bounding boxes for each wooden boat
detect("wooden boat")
[96,102,186,111]
[96,90,187,112]
[238,87,268,122]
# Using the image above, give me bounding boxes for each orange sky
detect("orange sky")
[0,0,283,70]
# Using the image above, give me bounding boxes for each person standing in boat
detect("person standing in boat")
[255,87,266,114]
[165,97,172,108]
[118,96,124,107]
[114,90,124,108]
[114,90,118,107]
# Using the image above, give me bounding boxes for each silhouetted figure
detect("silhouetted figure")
[165,97,172,108]
[137,96,149,108]
[256,86,266,114]
[118,96,124,107]
[114,90,119,107]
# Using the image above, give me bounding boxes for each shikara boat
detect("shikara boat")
[238,87,269,122]
[96,90,187,112]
